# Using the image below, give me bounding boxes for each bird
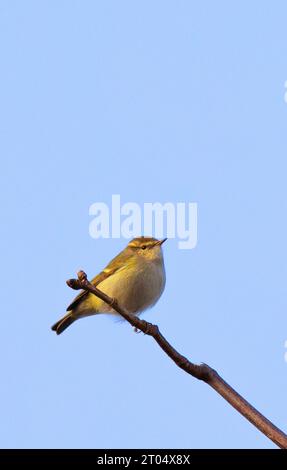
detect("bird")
[51,236,167,334]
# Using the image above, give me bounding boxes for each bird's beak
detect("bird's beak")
[157,238,167,246]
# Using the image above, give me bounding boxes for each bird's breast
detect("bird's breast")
[98,258,166,314]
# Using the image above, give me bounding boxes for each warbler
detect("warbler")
[52,236,167,334]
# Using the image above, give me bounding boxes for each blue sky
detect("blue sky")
[0,1,287,448]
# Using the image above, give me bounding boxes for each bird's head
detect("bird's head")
[127,236,167,261]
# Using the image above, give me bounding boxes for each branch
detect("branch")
[67,270,287,449]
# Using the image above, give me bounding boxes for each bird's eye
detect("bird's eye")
[141,245,146,250]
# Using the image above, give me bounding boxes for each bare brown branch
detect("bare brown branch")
[67,270,287,449]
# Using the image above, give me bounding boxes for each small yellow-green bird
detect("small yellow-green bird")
[51,236,167,334]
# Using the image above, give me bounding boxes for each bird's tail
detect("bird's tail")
[51,311,75,335]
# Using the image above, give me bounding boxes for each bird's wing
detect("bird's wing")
[66,249,130,311]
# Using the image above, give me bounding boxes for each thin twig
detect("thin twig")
[67,270,287,449]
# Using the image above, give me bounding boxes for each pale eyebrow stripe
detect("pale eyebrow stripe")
[129,240,155,248]
[128,242,139,248]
